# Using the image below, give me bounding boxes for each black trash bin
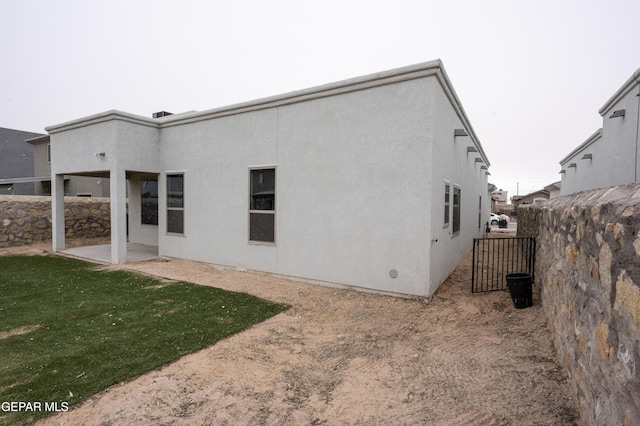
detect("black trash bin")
[505,273,532,309]
[498,219,508,228]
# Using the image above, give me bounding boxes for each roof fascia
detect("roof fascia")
[560,128,602,165]
[433,64,490,166]
[160,60,443,127]
[158,60,490,166]
[46,110,159,134]
[598,68,640,116]
[25,135,50,145]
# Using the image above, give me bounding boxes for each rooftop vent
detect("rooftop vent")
[152,111,173,119]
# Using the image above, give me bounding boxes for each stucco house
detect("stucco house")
[0,127,109,196]
[560,67,640,195]
[0,127,41,195]
[27,135,110,197]
[47,60,491,298]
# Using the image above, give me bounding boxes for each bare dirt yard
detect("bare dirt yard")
[3,240,580,425]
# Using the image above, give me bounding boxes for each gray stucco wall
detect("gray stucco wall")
[0,127,42,195]
[518,184,640,425]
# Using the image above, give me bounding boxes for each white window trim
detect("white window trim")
[248,165,277,245]
[166,171,186,236]
[443,180,450,228]
[452,185,461,237]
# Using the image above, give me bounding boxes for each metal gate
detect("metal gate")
[471,237,536,293]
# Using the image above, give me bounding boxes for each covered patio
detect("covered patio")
[46,110,161,264]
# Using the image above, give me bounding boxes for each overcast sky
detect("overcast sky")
[2,0,639,199]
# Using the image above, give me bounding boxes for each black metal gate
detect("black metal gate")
[471,237,536,293]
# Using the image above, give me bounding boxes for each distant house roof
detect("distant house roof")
[512,189,550,204]
[544,182,561,192]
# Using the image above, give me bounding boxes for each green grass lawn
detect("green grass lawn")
[0,255,288,425]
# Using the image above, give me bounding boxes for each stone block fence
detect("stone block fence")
[0,195,111,248]
[518,183,640,426]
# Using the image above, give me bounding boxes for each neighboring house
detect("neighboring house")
[544,181,561,199]
[0,127,41,195]
[27,135,110,197]
[511,189,550,207]
[47,60,492,298]
[560,67,640,195]
[491,188,508,205]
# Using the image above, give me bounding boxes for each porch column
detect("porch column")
[52,174,65,251]
[110,169,127,264]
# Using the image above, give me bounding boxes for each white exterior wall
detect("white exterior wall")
[428,81,490,294]
[158,108,279,273]
[49,113,160,177]
[159,78,434,295]
[47,61,491,297]
[560,68,640,195]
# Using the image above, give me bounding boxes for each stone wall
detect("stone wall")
[0,195,111,247]
[518,183,640,425]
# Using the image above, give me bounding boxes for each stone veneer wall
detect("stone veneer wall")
[0,195,111,247]
[518,183,640,425]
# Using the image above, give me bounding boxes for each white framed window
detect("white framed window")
[249,167,275,243]
[444,183,450,227]
[452,186,461,235]
[166,173,184,234]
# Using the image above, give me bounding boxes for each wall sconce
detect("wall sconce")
[581,153,593,160]
[559,170,566,174]
[454,129,468,137]
[485,172,491,176]
[610,109,625,118]
[480,165,487,170]
[568,163,577,168]
[474,158,483,164]
[467,146,478,154]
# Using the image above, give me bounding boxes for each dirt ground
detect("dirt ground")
[3,240,580,425]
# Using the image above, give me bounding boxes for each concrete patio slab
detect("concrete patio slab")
[62,243,158,264]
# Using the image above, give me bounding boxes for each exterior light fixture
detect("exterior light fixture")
[568,163,577,168]
[467,146,478,153]
[475,158,483,163]
[581,153,593,160]
[454,129,468,137]
[481,165,487,170]
[485,172,491,176]
[610,109,625,118]
[559,170,566,174]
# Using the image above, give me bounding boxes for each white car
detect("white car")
[490,213,500,225]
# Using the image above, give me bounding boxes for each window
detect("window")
[141,179,158,225]
[452,187,461,234]
[444,184,450,227]
[249,168,275,243]
[167,174,184,234]
[478,195,482,229]
[47,143,51,163]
